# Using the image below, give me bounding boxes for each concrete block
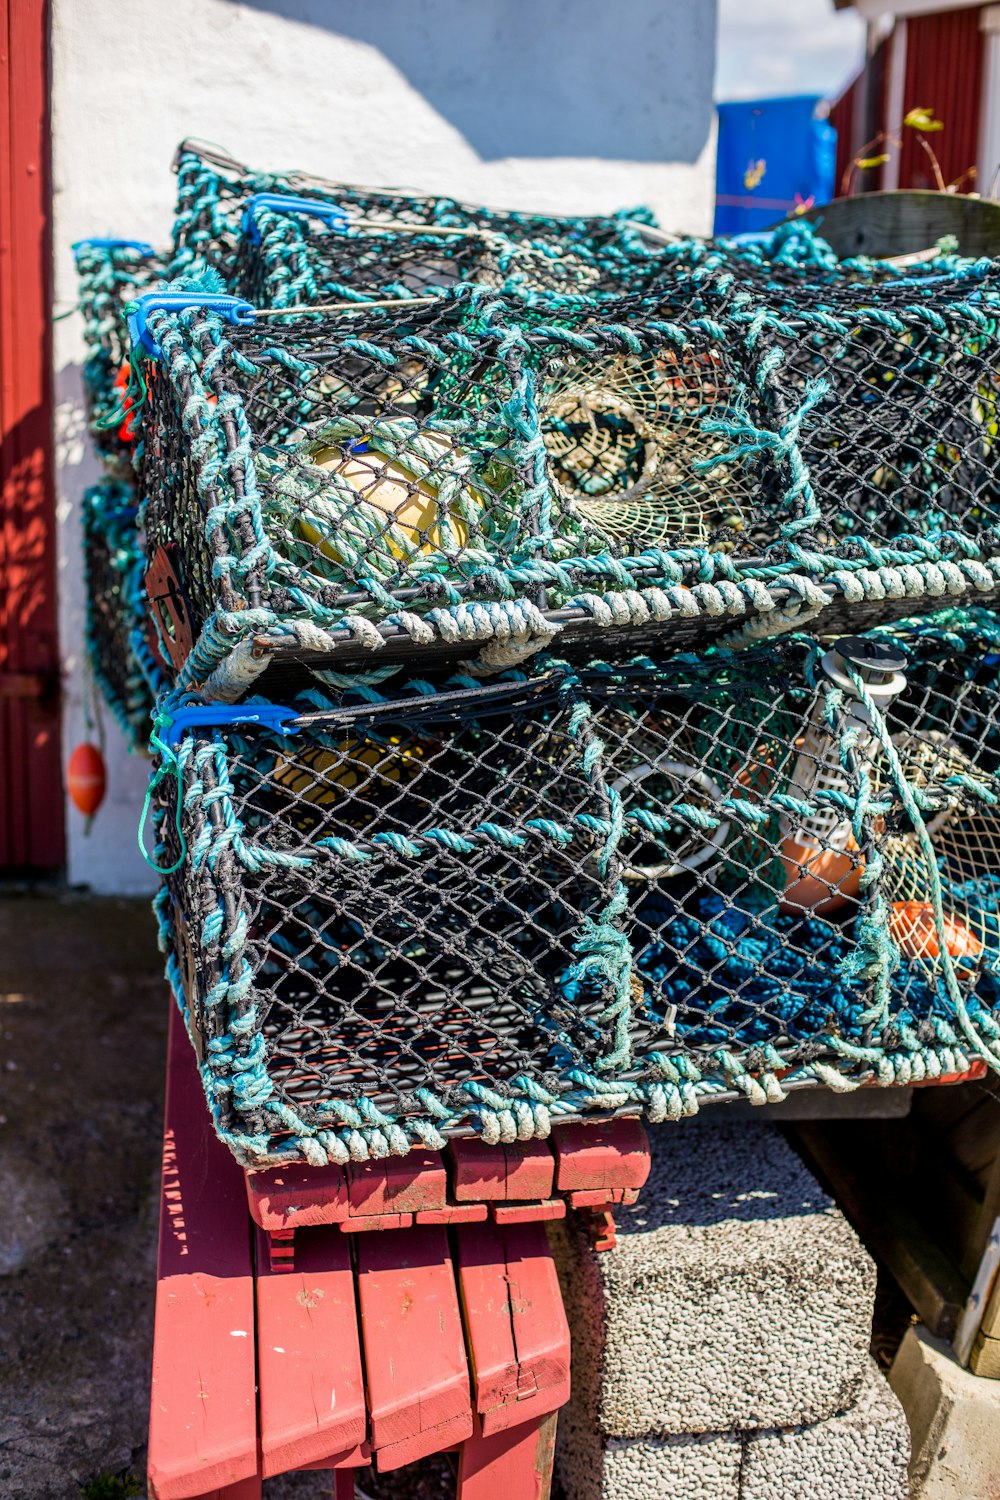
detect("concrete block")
[555,1392,741,1500]
[742,1358,910,1500]
[551,1114,875,1437]
[890,1323,1000,1498]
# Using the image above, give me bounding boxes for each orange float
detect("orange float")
[113,360,137,442]
[778,638,907,917]
[66,742,106,826]
[889,900,983,962]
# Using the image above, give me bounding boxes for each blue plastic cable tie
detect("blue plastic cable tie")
[242,193,350,244]
[162,703,302,748]
[72,237,156,256]
[127,293,257,359]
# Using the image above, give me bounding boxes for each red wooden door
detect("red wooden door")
[0,0,63,871]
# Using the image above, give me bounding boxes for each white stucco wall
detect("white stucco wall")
[52,0,718,894]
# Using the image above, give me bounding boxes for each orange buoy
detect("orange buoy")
[780,838,864,917]
[889,900,983,962]
[67,742,106,825]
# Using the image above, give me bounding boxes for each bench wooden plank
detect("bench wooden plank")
[550,1119,650,1192]
[255,1224,368,1477]
[245,1162,349,1231]
[355,1225,472,1470]
[450,1139,555,1202]
[455,1220,570,1437]
[348,1152,447,1216]
[181,1482,261,1500]
[492,1200,565,1226]
[148,1005,260,1500]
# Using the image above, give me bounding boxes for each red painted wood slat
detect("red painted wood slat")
[898,7,983,191]
[492,1200,566,1226]
[254,1224,368,1477]
[246,1163,350,1232]
[355,1225,473,1471]
[450,1138,555,1202]
[347,1151,448,1216]
[148,1007,260,1500]
[454,1219,570,1437]
[550,1118,650,1193]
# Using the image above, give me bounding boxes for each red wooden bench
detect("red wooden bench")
[148,1002,649,1498]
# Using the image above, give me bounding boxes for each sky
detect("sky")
[715,0,867,104]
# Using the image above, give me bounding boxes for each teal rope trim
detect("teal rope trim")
[138,709,189,874]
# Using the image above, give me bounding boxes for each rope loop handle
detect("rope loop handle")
[138,711,188,874]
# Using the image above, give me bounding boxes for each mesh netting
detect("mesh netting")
[234,201,647,308]
[170,141,655,288]
[134,275,1000,694]
[73,239,167,474]
[151,667,628,1165]
[148,612,1000,1166]
[81,481,162,744]
[591,617,1000,1094]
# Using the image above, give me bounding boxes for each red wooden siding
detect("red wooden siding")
[0,0,63,871]
[898,7,984,190]
[830,74,859,195]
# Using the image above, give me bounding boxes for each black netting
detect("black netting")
[170,142,653,287]
[154,668,626,1161]
[81,481,160,742]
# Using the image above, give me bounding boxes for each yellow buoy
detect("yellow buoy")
[272,734,428,813]
[299,436,471,561]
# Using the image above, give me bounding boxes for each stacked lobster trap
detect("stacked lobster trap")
[72,237,168,745]
[73,138,1000,1169]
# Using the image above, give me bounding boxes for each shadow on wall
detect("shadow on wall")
[236,0,715,165]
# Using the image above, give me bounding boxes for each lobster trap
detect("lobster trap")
[234,191,645,309]
[133,275,1000,691]
[73,236,167,473]
[150,668,631,1167]
[171,139,655,288]
[81,481,162,746]
[589,615,1000,1103]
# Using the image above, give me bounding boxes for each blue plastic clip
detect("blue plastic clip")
[242,193,350,244]
[127,293,257,359]
[72,237,156,256]
[162,703,302,749]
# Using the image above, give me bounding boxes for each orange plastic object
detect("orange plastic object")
[890,900,983,961]
[113,360,137,442]
[780,836,863,916]
[66,742,106,820]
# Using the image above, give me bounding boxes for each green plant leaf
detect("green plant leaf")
[856,154,891,170]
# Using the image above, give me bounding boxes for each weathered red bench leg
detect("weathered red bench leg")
[147,1004,260,1500]
[456,1411,559,1500]
[180,1482,261,1500]
[454,1219,570,1435]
